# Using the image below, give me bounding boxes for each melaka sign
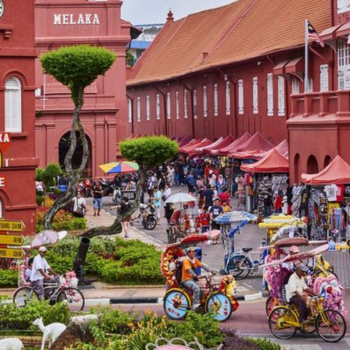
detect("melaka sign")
[53,14,100,25]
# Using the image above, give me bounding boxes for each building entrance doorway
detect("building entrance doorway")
[59,131,92,178]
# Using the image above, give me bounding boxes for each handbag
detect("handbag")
[75,207,84,215]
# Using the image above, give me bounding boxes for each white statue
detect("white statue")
[33,317,66,350]
[0,338,24,350]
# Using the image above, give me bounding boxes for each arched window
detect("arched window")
[307,155,318,174]
[324,155,332,168]
[294,153,300,182]
[5,77,22,132]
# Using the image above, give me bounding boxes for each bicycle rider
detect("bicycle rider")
[182,246,215,310]
[30,246,58,301]
[170,204,190,232]
[285,264,316,324]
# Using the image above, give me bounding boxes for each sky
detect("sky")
[122,0,234,25]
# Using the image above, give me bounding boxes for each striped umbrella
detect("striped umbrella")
[99,161,139,174]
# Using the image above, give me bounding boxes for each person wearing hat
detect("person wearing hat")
[285,264,316,323]
[182,246,215,310]
[30,246,58,301]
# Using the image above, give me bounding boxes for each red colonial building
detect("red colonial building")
[127,0,350,184]
[0,0,38,234]
[35,0,137,177]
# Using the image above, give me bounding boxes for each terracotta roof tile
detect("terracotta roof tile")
[128,0,330,86]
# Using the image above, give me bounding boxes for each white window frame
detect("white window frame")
[193,90,198,119]
[184,90,188,119]
[156,94,161,120]
[337,40,350,90]
[146,95,150,121]
[238,79,244,115]
[225,81,231,115]
[136,96,141,122]
[5,77,22,133]
[320,64,329,92]
[267,73,274,116]
[337,0,350,13]
[292,77,300,94]
[175,91,180,119]
[214,84,219,116]
[277,76,285,116]
[166,92,171,119]
[252,77,258,114]
[128,98,132,123]
[203,86,208,117]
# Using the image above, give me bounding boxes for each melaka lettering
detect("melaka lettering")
[53,14,100,25]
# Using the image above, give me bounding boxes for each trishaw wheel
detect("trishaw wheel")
[268,306,298,340]
[265,296,280,320]
[205,292,232,322]
[228,257,250,280]
[316,309,346,343]
[146,216,157,230]
[13,286,37,307]
[56,288,85,312]
[163,289,190,320]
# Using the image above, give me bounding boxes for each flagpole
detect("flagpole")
[305,19,309,93]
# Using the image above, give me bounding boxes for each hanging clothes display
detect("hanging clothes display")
[291,185,305,217]
[308,188,328,240]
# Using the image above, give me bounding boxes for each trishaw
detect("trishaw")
[262,241,347,342]
[161,234,239,322]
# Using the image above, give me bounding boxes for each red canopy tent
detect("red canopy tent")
[200,135,235,155]
[179,138,200,153]
[301,155,350,185]
[178,137,190,147]
[214,132,251,156]
[241,149,289,173]
[230,132,274,158]
[187,138,212,155]
[194,137,223,155]
[242,139,289,160]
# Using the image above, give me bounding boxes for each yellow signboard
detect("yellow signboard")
[0,220,25,232]
[0,235,24,245]
[0,248,23,259]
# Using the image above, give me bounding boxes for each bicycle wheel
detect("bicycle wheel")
[163,289,190,320]
[205,292,232,322]
[265,296,280,319]
[227,257,250,280]
[269,306,298,340]
[13,287,37,307]
[316,309,346,343]
[56,288,85,312]
[146,216,157,230]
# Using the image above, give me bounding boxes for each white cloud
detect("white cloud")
[122,0,234,24]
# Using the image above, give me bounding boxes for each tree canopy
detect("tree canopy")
[40,45,116,104]
[120,136,179,170]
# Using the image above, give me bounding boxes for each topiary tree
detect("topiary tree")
[82,136,178,238]
[40,45,116,229]
[41,163,62,190]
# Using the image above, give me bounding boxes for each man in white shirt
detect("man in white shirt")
[30,246,57,300]
[285,264,315,323]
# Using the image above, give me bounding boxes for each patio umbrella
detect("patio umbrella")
[99,161,139,174]
[164,193,197,203]
[31,230,59,247]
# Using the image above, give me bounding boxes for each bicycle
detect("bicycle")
[268,294,346,343]
[13,276,85,312]
[225,241,267,280]
[166,222,188,244]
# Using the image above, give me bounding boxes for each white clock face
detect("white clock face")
[0,0,4,18]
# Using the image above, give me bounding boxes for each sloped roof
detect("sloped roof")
[199,135,235,155]
[187,138,212,155]
[301,156,350,185]
[241,149,289,173]
[128,0,330,86]
[179,139,201,153]
[248,139,289,160]
[234,132,274,153]
[214,132,251,156]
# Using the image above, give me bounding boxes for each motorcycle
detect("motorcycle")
[78,178,93,197]
[99,178,114,197]
[131,203,157,230]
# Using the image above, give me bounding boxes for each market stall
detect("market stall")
[195,134,235,156]
[301,155,350,242]
[213,132,251,156]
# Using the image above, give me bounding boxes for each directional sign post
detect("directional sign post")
[0,235,24,245]
[0,248,23,259]
[0,220,25,232]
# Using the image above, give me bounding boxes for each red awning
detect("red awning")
[241,149,289,173]
[285,57,304,79]
[187,138,212,155]
[179,138,199,153]
[249,139,289,160]
[337,22,350,38]
[320,24,343,41]
[178,138,190,147]
[230,132,274,158]
[273,59,291,76]
[194,137,223,155]
[215,132,251,156]
[301,155,350,185]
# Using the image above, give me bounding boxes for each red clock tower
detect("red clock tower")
[0,0,38,235]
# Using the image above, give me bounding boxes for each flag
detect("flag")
[308,21,325,48]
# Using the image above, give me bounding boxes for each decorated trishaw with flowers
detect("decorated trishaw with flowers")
[161,234,239,322]
[261,238,347,342]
